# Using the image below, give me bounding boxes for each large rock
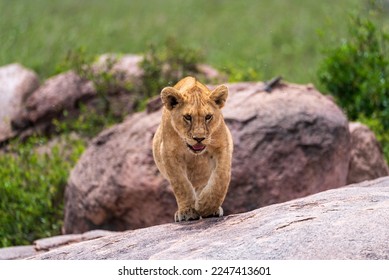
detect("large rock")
[223,82,350,212]
[33,177,389,260]
[0,64,39,142]
[11,71,96,135]
[347,122,389,184]
[63,81,351,234]
[64,111,174,233]
[93,54,144,90]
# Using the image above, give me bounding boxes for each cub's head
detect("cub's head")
[161,76,228,154]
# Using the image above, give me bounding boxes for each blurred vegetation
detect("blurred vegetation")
[1,0,389,247]
[0,0,365,83]
[0,136,85,247]
[318,2,389,158]
[141,37,205,98]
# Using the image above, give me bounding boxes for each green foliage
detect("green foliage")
[318,9,389,161]
[52,105,121,138]
[0,136,86,247]
[224,63,262,82]
[318,13,389,126]
[56,47,94,77]
[140,38,205,98]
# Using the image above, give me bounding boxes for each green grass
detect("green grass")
[0,0,367,84]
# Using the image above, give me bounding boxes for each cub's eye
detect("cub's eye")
[205,114,213,121]
[183,114,192,122]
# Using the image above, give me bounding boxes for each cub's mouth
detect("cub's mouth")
[187,143,206,153]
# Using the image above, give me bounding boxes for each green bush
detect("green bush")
[0,136,85,247]
[318,13,389,123]
[224,62,262,82]
[318,11,389,159]
[52,105,121,138]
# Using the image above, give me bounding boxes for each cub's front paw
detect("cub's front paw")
[174,208,200,222]
[202,206,224,218]
[196,205,224,218]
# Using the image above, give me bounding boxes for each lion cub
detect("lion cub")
[152,76,233,222]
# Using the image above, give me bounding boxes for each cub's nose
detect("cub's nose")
[193,137,205,143]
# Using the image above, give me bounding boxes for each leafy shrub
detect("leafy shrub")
[0,136,86,247]
[52,105,120,138]
[318,13,389,125]
[224,63,262,82]
[318,11,389,159]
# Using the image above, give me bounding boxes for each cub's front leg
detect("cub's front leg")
[195,152,231,218]
[170,177,200,222]
[165,166,200,222]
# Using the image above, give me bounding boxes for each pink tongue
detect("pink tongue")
[192,144,205,151]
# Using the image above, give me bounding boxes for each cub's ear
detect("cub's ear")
[161,87,182,110]
[210,85,228,109]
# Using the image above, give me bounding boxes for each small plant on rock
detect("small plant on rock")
[54,48,134,136]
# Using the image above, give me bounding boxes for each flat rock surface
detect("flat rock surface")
[0,230,116,260]
[0,245,37,260]
[32,177,389,260]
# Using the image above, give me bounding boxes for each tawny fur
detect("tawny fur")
[152,76,233,222]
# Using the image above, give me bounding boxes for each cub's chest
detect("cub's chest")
[184,152,215,180]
